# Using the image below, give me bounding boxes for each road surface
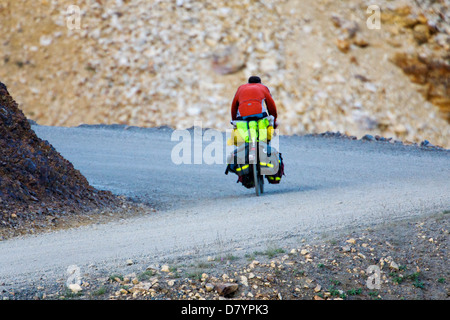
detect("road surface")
[0,125,449,289]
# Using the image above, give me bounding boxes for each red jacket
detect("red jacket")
[231,83,277,121]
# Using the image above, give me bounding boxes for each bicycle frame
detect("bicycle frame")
[231,119,266,196]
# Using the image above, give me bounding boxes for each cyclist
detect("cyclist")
[231,76,278,126]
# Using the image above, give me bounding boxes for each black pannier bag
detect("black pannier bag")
[225,142,284,186]
[266,153,284,184]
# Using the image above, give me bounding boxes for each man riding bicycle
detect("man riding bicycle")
[226,76,283,195]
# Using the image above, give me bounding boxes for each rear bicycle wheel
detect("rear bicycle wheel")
[253,163,260,196]
[253,163,264,196]
[259,173,264,194]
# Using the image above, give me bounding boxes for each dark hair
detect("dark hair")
[248,76,261,84]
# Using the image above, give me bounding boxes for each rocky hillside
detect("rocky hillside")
[0,0,449,147]
[0,82,118,232]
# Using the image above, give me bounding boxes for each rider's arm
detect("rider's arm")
[264,88,277,121]
[231,88,240,120]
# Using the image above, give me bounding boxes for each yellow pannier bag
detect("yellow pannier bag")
[227,119,274,146]
[227,128,246,146]
[227,122,249,146]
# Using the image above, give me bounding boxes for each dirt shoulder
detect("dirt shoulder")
[3,210,448,301]
[0,195,153,241]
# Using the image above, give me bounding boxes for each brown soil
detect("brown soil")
[1,0,449,147]
[3,211,448,301]
[0,81,132,239]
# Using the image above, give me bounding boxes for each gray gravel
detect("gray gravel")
[0,125,449,292]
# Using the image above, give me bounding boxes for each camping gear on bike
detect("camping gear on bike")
[225,115,285,196]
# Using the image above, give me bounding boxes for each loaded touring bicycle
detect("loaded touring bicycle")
[225,115,284,196]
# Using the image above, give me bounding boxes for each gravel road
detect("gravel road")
[0,125,449,291]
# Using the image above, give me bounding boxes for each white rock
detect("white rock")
[68,284,82,293]
[187,107,201,116]
[161,265,170,272]
[240,275,248,287]
[364,83,377,92]
[40,35,53,46]
[260,57,278,73]
[303,25,313,34]
[389,261,399,270]
[167,280,175,286]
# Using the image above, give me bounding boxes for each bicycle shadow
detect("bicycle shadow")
[221,183,326,201]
